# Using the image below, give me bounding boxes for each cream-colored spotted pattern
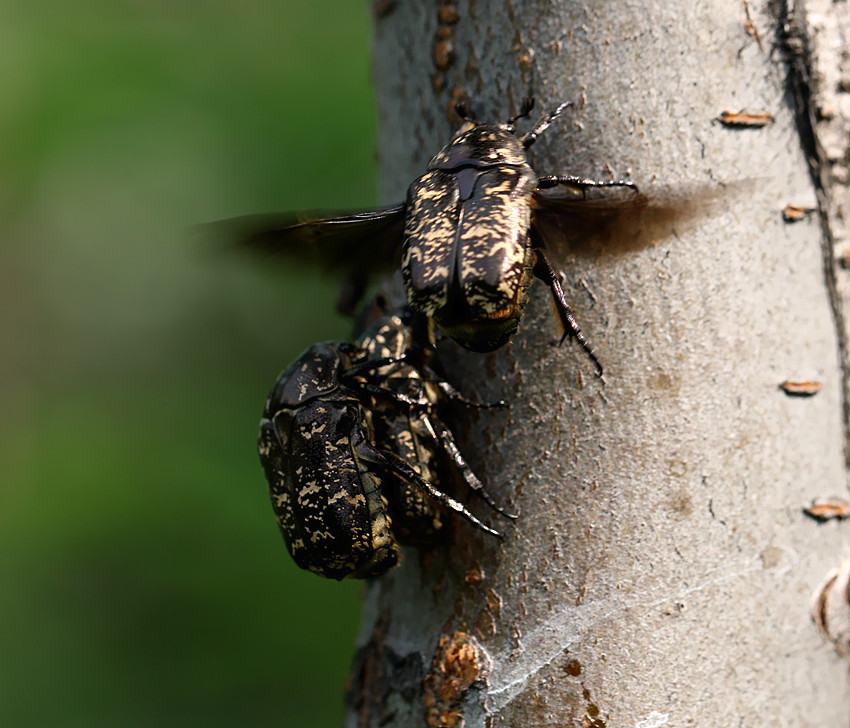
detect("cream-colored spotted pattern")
[271,400,400,579]
[400,121,550,350]
[455,167,536,315]
[258,343,401,580]
[356,314,443,542]
[402,170,459,316]
[402,157,537,323]
[429,124,527,168]
[259,311,506,578]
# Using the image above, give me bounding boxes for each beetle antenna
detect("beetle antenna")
[521,100,573,148]
[506,97,535,130]
[455,101,474,123]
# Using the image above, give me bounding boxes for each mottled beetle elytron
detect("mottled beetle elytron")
[258,309,513,580]
[223,98,639,374]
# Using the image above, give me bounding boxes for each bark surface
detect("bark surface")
[346,1,850,725]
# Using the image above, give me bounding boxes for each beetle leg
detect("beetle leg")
[418,414,517,519]
[531,247,603,377]
[536,175,638,198]
[521,101,573,148]
[357,381,429,409]
[345,355,406,380]
[363,373,505,411]
[431,379,506,409]
[413,360,505,409]
[362,445,503,539]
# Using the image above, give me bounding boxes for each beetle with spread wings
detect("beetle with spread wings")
[225,99,646,375]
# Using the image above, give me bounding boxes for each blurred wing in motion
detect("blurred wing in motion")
[531,182,731,259]
[205,203,407,313]
[213,204,407,269]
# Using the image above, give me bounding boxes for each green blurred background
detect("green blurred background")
[0,2,378,725]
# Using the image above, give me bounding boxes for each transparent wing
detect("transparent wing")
[205,203,407,272]
[531,182,729,259]
[203,204,407,314]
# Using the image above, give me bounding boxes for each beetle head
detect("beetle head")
[430,124,529,170]
[451,97,537,138]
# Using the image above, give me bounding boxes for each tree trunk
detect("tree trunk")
[346,1,850,725]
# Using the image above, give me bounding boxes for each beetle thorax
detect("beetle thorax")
[429,124,528,170]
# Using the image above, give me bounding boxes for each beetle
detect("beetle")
[258,309,512,580]
[357,308,512,544]
[219,98,640,374]
[257,340,400,580]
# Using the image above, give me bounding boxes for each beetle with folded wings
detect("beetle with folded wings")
[258,308,514,580]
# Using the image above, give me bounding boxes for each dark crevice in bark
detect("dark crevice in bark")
[777,0,850,478]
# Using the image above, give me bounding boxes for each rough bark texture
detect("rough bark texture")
[346,1,850,725]
[797,0,850,468]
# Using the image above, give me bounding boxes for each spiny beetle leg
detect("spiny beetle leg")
[433,379,506,409]
[532,247,603,377]
[345,355,406,380]
[375,448,503,539]
[419,415,517,520]
[358,380,430,410]
[521,101,573,148]
[536,175,638,198]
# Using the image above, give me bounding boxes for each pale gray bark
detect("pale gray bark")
[345,1,850,725]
